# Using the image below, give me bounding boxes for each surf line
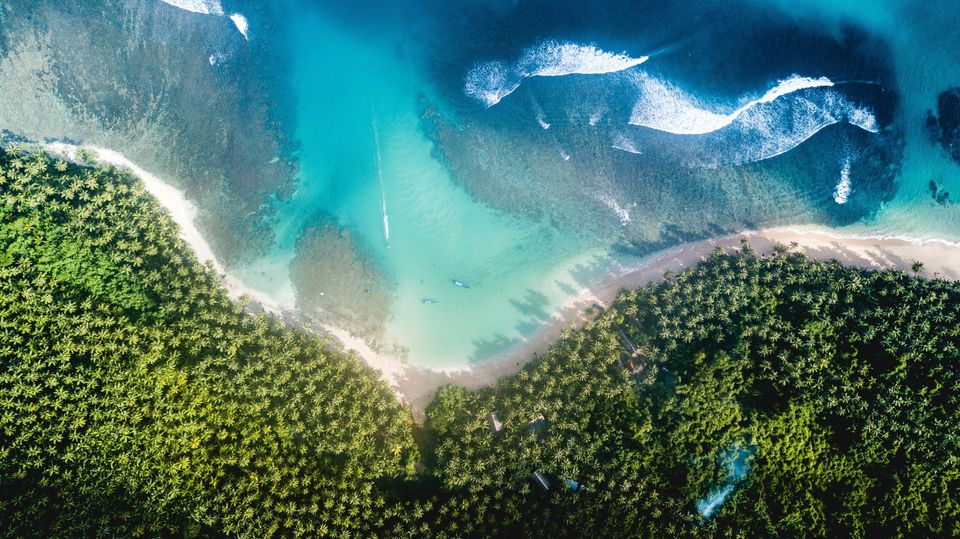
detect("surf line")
[371,117,391,249]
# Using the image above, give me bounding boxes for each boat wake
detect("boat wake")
[372,118,391,248]
[465,40,649,107]
[531,96,551,129]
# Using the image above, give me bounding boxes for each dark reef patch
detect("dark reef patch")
[412,2,902,260]
[926,87,960,164]
[0,0,300,266]
[929,178,955,206]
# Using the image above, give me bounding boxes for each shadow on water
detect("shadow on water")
[466,287,553,363]
[469,333,521,363]
[555,280,578,296]
[567,255,614,288]
[508,289,552,321]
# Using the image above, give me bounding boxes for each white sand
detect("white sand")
[391,226,960,418]
[31,143,960,419]
[42,143,224,274]
[37,143,413,385]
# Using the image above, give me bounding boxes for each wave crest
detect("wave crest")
[465,41,648,107]
[464,61,520,108]
[160,0,224,15]
[629,74,835,134]
[834,158,852,204]
[617,74,879,166]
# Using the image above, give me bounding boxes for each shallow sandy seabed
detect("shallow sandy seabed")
[36,143,960,420]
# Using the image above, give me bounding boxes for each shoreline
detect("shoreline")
[390,226,960,416]
[27,142,960,418]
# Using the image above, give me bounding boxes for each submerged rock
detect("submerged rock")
[926,87,960,163]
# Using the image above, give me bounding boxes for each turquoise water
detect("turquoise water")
[3,0,959,369]
[232,4,605,366]
[751,0,960,238]
[227,0,960,369]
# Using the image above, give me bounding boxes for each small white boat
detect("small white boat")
[453,279,471,288]
[422,299,439,305]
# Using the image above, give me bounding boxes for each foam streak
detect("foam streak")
[372,119,391,248]
[465,41,648,107]
[834,158,852,204]
[629,74,835,134]
[617,74,879,166]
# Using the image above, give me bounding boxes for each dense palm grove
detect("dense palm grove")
[0,148,418,537]
[0,147,957,537]
[418,243,959,537]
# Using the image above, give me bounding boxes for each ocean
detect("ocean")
[1,0,958,368]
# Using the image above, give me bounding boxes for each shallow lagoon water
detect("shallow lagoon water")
[2,0,960,369]
[180,0,960,368]
[231,3,605,366]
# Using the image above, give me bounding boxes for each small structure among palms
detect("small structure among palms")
[486,411,503,433]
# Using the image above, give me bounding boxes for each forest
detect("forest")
[0,146,957,537]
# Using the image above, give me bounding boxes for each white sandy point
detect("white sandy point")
[34,143,960,420]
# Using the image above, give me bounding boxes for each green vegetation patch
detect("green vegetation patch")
[416,243,960,537]
[0,147,956,537]
[0,148,418,538]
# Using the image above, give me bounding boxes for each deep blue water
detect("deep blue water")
[204,0,960,366]
[2,0,959,367]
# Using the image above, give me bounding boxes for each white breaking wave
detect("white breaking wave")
[834,158,852,204]
[465,40,648,107]
[616,74,879,166]
[611,133,642,154]
[517,41,649,77]
[596,193,635,225]
[464,61,518,109]
[530,97,550,129]
[160,1,250,40]
[230,13,250,40]
[160,0,224,15]
[629,74,835,134]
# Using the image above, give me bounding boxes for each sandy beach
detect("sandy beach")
[32,142,960,419]
[391,227,960,417]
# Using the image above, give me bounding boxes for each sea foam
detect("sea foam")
[617,74,879,166]
[629,74,835,134]
[465,41,648,107]
[596,193,635,225]
[230,13,250,40]
[160,0,249,40]
[160,0,224,15]
[834,158,852,204]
